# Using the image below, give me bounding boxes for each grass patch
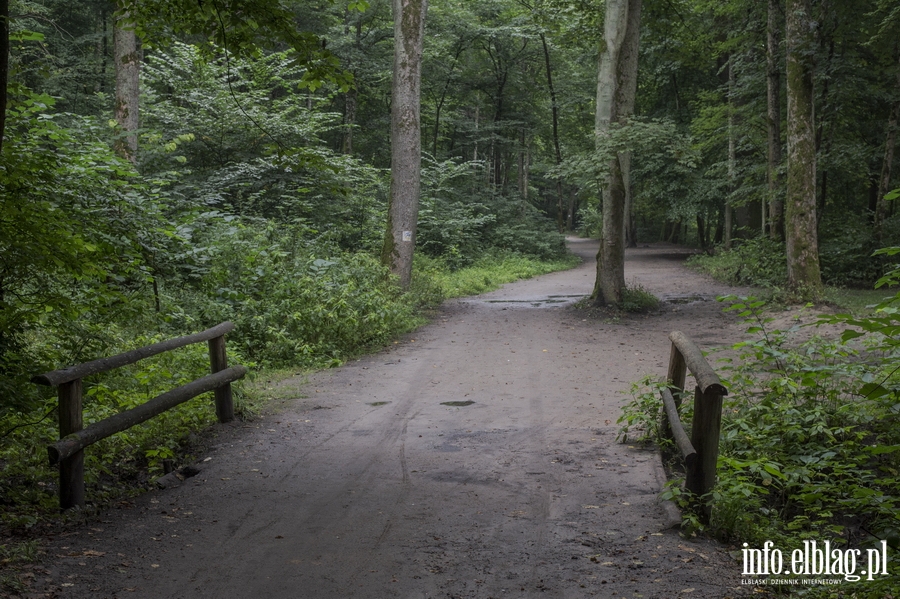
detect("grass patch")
[823,286,897,314]
[573,284,660,317]
[621,285,660,313]
[413,251,580,301]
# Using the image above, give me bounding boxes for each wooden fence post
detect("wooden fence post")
[58,379,84,509]
[686,384,725,523]
[661,343,687,442]
[208,335,234,423]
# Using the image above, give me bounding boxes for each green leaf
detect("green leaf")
[860,382,891,400]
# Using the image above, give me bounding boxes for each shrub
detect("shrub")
[686,237,787,288]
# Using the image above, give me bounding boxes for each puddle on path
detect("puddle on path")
[658,292,719,304]
[474,294,586,308]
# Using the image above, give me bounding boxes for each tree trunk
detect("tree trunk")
[114,6,140,164]
[381,0,427,291]
[593,0,642,306]
[567,189,577,230]
[540,33,565,232]
[767,0,784,240]
[624,152,637,247]
[875,55,900,242]
[785,0,822,297]
[725,56,735,250]
[342,86,357,155]
[0,0,9,156]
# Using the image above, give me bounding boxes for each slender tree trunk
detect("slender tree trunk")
[472,105,479,163]
[381,0,427,290]
[114,5,140,164]
[624,153,637,247]
[0,0,9,156]
[342,86,357,155]
[725,56,735,250]
[785,0,822,297]
[567,189,577,230]
[540,33,565,232]
[432,44,463,156]
[767,0,784,240]
[593,0,641,306]
[875,55,900,242]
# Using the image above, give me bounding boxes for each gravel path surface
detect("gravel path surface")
[39,238,764,598]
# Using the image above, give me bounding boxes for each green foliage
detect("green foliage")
[414,250,578,299]
[1,18,577,523]
[130,0,357,91]
[417,157,569,269]
[1,90,162,416]
[621,285,660,313]
[618,376,669,444]
[140,42,387,252]
[819,212,900,287]
[555,117,697,203]
[625,295,900,595]
[687,237,788,288]
[178,222,420,367]
[0,337,214,529]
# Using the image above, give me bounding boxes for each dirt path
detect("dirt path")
[40,239,762,598]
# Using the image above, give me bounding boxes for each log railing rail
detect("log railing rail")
[660,330,727,523]
[32,321,245,509]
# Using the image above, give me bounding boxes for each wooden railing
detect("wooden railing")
[660,331,727,523]
[32,322,246,509]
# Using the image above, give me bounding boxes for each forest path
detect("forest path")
[44,239,760,599]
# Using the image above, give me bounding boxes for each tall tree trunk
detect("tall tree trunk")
[114,6,140,164]
[540,33,566,232]
[593,0,641,306]
[381,0,427,290]
[725,56,735,250]
[767,0,784,240]
[785,0,822,297]
[0,0,9,156]
[875,55,900,242]
[342,86,357,155]
[567,190,577,230]
[624,153,637,247]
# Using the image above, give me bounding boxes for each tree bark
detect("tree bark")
[593,0,641,306]
[767,0,784,240]
[342,86,357,155]
[624,152,637,247]
[0,0,9,156]
[875,55,900,242]
[114,5,140,164]
[540,33,565,232]
[785,0,822,297]
[381,0,427,291]
[725,56,735,250]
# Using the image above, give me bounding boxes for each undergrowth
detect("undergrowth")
[0,248,577,544]
[620,294,900,598]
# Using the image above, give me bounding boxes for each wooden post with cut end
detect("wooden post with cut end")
[661,331,728,525]
[662,342,688,442]
[686,385,725,524]
[58,379,84,509]
[208,335,234,423]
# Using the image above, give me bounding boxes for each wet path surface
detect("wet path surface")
[42,240,757,598]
